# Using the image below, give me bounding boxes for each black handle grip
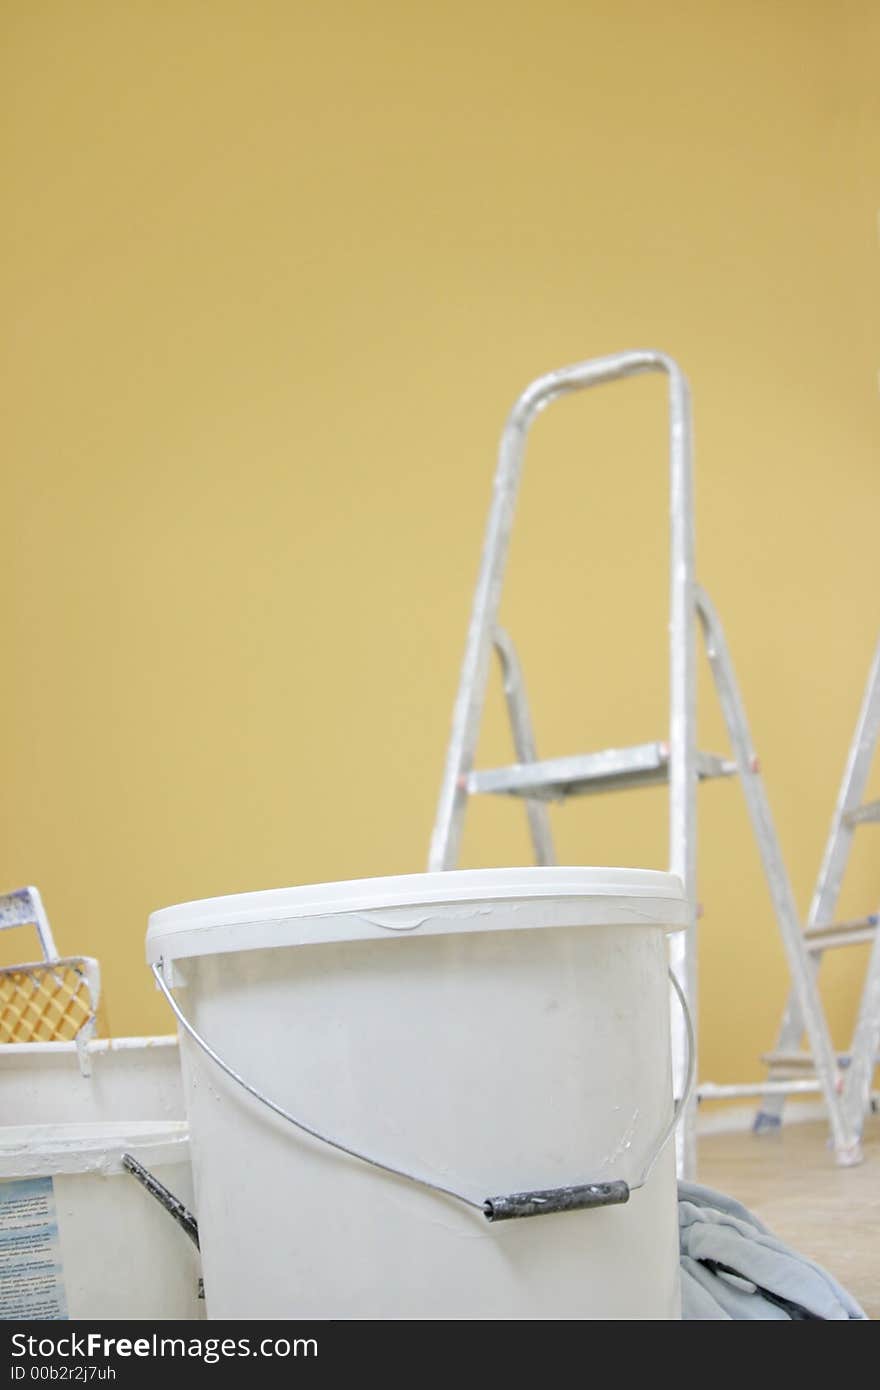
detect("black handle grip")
[483,1179,630,1222]
[122,1152,200,1248]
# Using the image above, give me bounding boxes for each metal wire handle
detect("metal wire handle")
[152,960,694,1220]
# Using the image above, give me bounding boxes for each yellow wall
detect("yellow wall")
[3,2,879,1086]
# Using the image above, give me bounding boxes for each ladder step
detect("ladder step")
[804,914,879,951]
[761,1049,880,1072]
[844,799,880,827]
[699,1079,826,1099]
[466,742,737,801]
[762,1050,853,1071]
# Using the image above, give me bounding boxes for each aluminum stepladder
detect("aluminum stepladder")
[428,350,862,1177]
[750,636,880,1147]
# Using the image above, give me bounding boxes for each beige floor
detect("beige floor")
[698,1114,880,1319]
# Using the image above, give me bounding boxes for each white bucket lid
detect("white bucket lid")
[147,866,687,967]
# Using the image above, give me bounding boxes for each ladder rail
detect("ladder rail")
[695,587,860,1163]
[757,634,880,1130]
[492,628,557,866]
[841,911,880,1135]
[810,636,880,927]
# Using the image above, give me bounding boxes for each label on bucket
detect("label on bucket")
[0,1178,67,1320]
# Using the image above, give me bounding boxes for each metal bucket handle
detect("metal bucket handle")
[152,960,693,1221]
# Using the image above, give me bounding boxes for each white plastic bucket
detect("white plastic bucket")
[0,1121,202,1320]
[147,867,688,1320]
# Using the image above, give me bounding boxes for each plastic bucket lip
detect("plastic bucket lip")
[0,1120,190,1178]
[147,866,687,967]
[0,1035,177,1061]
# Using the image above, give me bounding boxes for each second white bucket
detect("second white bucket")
[147,867,688,1320]
[0,1122,201,1320]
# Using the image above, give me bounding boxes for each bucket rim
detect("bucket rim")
[146,866,687,968]
[0,1120,189,1178]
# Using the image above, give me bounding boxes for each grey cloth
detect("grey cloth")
[679,1181,868,1320]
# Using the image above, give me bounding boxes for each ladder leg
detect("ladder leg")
[665,368,698,1180]
[670,929,697,1177]
[756,635,880,1131]
[696,587,861,1164]
[752,986,810,1132]
[427,383,539,872]
[493,629,557,866]
[841,910,880,1139]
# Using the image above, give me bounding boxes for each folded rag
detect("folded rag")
[679,1181,868,1320]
